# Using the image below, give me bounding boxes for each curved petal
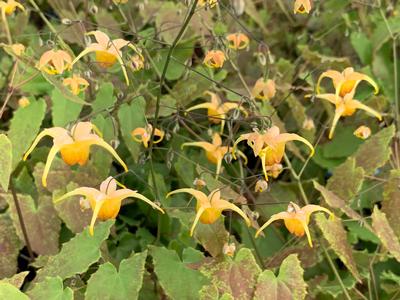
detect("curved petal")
[131,128,146,142]
[348,72,379,95]
[352,100,382,121]
[301,204,333,219]
[255,211,291,237]
[85,138,128,172]
[317,70,343,93]
[114,51,130,85]
[71,46,98,66]
[314,93,338,105]
[38,50,54,70]
[186,102,215,112]
[72,122,94,140]
[222,102,248,117]
[212,133,222,146]
[232,134,249,159]
[111,190,164,213]
[299,217,313,247]
[153,129,165,144]
[204,91,221,106]
[54,187,102,204]
[89,199,106,236]
[260,150,269,181]
[181,142,215,153]
[166,188,209,207]
[235,149,248,165]
[190,206,206,236]
[214,198,250,226]
[110,38,130,51]
[275,133,314,157]
[215,158,222,179]
[42,145,61,187]
[329,106,345,139]
[87,31,110,48]
[100,176,117,194]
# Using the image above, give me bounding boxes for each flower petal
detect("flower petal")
[317,70,343,94]
[255,211,291,237]
[352,100,382,121]
[213,198,250,226]
[111,190,164,213]
[42,145,61,187]
[329,105,346,139]
[275,133,315,157]
[166,188,209,207]
[190,206,206,236]
[181,141,215,153]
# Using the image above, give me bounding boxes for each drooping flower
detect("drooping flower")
[293,0,312,14]
[182,133,247,178]
[167,188,250,236]
[223,242,236,256]
[252,78,276,101]
[254,179,268,193]
[265,163,283,179]
[186,91,247,133]
[72,30,137,85]
[23,122,128,187]
[38,49,72,75]
[129,53,145,72]
[226,33,250,50]
[18,97,29,108]
[193,178,207,189]
[63,74,89,95]
[55,176,164,235]
[203,50,226,68]
[255,202,333,247]
[0,0,24,16]
[198,0,217,8]
[302,117,315,130]
[10,43,24,55]
[354,125,371,140]
[131,124,164,148]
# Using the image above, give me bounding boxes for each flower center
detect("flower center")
[60,142,90,166]
[95,51,117,68]
[339,80,356,97]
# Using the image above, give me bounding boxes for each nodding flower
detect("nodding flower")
[354,125,371,140]
[38,49,72,75]
[72,30,139,85]
[293,0,312,14]
[186,91,247,133]
[226,33,250,50]
[131,124,164,148]
[0,0,24,16]
[255,202,334,247]
[24,122,128,187]
[63,74,89,95]
[55,176,164,235]
[233,126,314,180]
[203,50,226,68]
[198,0,218,8]
[251,78,276,101]
[182,133,247,179]
[167,188,250,236]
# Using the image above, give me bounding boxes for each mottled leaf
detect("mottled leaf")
[27,276,73,300]
[194,219,229,257]
[51,88,83,127]
[0,134,12,191]
[298,45,351,69]
[0,272,29,288]
[382,169,400,238]
[0,214,22,278]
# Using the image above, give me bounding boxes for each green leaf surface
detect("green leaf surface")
[0,214,22,278]
[91,82,116,113]
[0,272,29,289]
[0,134,12,191]
[0,282,29,300]
[382,169,400,238]
[51,88,83,127]
[28,276,73,300]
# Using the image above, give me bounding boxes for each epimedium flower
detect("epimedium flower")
[255,202,333,247]
[226,33,250,50]
[354,125,371,140]
[166,188,250,236]
[252,78,276,101]
[0,0,24,15]
[18,96,29,108]
[198,0,217,8]
[54,176,164,235]
[186,91,247,133]
[293,0,312,14]
[63,74,89,95]
[203,50,226,68]
[72,30,137,85]
[23,122,128,187]
[131,124,164,148]
[182,132,247,179]
[130,53,145,72]
[38,49,72,75]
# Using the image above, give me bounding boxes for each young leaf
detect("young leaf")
[85,251,147,300]
[0,134,12,191]
[51,88,83,127]
[27,276,73,300]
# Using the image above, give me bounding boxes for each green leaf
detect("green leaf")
[27,276,73,300]
[51,88,83,127]
[91,82,116,113]
[315,214,361,282]
[298,45,351,69]
[371,16,400,52]
[34,220,114,283]
[371,207,400,263]
[194,219,229,258]
[85,251,147,300]
[254,271,291,300]
[150,246,209,300]
[0,272,29,289]
[0,214,22,278]
[8,98,46,168]
[0,282,29,300]
[350,31,372,64]
[382,169,400,238]
[0,134,12,191]
[117,98,146,162]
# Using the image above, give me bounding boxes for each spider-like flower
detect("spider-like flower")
[0,0,24,16]
[186,91,247,133]
[167,188,250,236]
[198,0,217,8]
[354,125,371,140]
[251,78,276,101]
[203,50,226,68]
[38,49,72,75]
[24,122,128,187]
[226,33,250,50]
[63,74,89,95]
[293,0,312,14]
[55,176,164,235]
[255,202,333,247]
[182,133,247,179]
[131,124,164,148]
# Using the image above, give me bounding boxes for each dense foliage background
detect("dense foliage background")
[0,0,400,299]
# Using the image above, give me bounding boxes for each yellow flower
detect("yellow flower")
[314,93,381,139]
[113,0,128,4]
[130,53,145,72]
[193,178,207,189]
[0,0,24,15]
[354,125,371,140]
[55,176,164,235]
[198,0,217,8]
[233,126,314,180]
[255,202,333,247]
[23,122,128,187]
[293,0,312,14]
[18,97,29,108]
[226,33,250,50]
[182,133,247,178]
[10,43,24,55]
[265,163,283,179]
[186,91,247,133]
[38,49,72,75]
[63,74,89,95]
[254,179,268,193]
[167,188,250,236]
[203,50,226,68]
[72,31,136,85]
[131,124,164,148]
[223,242,236,256]
[251,78,276,101]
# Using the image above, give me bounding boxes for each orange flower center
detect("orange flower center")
[339,80,356,97]
[95,51,117,68]
[197,205,222,224]
[60,142,90,166]
[90,197,121,220]
[207,107,222,124]
[262,143,285,166]
[284,218,305,237]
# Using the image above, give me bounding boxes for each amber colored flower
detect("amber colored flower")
[131,124,164,148]
[23,122,128,187]
[18,97,29,108]
[293,0,312,14]
[252,78,276,101]
[265,163,283,179]
[130,53,145,72]
[254,179,268,193]
[63,75,89,95]
[302,117,315,130]
[38,49,72,75]
[182,133,247,178]
[255,202,333,247]
[10,43,24,55]
[198,0,217,8]
[226,33,250,50]
[0,0,24,15]
[113,0,128,4]
[72,31,136,85]
[193,178,207,189]
[167,188,250,236]
[186,91,247,133]
[223,242,236,256]
[354,125,371,140]
[203,50,226,68]
[55,176,164,235]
